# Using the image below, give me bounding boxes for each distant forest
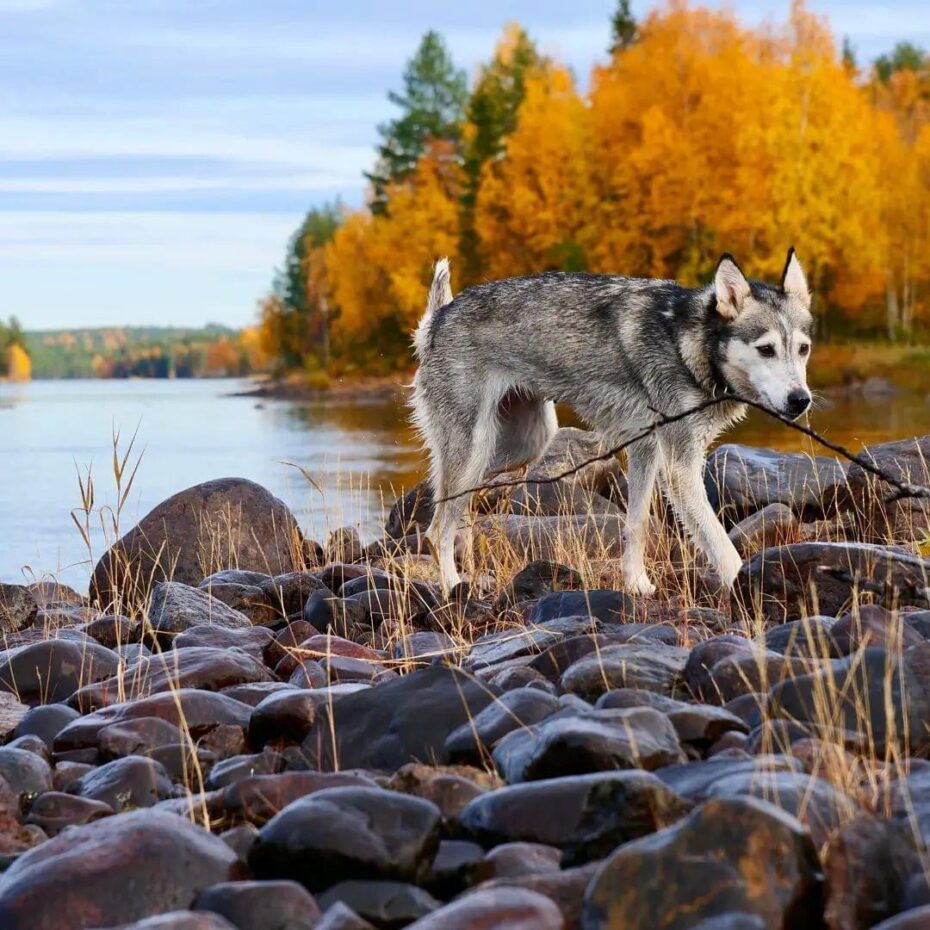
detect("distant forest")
[23,325,266,380]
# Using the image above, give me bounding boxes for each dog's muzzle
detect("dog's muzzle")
[784,389,812,419]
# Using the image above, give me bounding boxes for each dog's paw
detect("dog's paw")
[624,572,656,597]
[717,550,744,589]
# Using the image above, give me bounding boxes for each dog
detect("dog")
[412,249,813,596]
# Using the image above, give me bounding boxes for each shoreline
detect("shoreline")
[230,373,409,403]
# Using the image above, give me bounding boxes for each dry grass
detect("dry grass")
[9,425,930,857]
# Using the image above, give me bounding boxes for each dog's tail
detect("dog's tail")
[413,258,453,358]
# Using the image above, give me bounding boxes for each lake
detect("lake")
[3,377,929,591]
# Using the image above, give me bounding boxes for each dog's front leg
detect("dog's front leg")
[660,441,743,588]
[621,437,660,596]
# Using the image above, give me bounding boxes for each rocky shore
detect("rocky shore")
[1,427,930,929]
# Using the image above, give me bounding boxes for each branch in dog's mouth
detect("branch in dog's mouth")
[431,392,930,505]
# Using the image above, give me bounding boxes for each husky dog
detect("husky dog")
[412,250,813,596]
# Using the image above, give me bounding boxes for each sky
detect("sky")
[1,0,926,331]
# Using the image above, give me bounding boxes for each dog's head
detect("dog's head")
[714,248,813,419]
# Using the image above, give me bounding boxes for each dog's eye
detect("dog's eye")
[756,344,776,358]
[798,343,810,356]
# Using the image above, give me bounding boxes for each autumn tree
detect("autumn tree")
[366,31,467,214]
[460,24,545,282]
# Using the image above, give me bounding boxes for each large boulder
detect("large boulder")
[0,809,239,930]
[91,478,300,610]
[583,797,823,929]
[0,640,121,704]
[735,543,930,623]
[705,444,850,524]
[297,666,500,773]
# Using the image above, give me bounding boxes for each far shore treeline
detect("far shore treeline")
[257,0,930,382]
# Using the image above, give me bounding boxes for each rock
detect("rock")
[561,643,689,701]
[73,646,274,711]
[705,443,849,523]
[466,619,596,671]
[249,786,441,891]
[0,640,120,703]
[735,542,930,623]
[0,809,238,930]
[249,687,364,748]
[204,750,284,790]
[0,585,37,635]
[315,903,376,930]
[476,514,625,564]
[78,615,138,649]
[728,503,797,558]
[830,605,925,654]
[526,590,638,625]
[386,764,498,823]
[408,887,564,929]
[386,484,435,540]
[422,839,484,899]
[14,704,80,749]
[484,843,562,879]
[392,632,456,665]
[193,581,277,625]
[460,770,687,850]
[174,625,275,663]
[317,881,440,929]
[470,863,598,930]
[100,914,238,929]
[25,792,112,836]
[595,689,748,745]
[493,707,684,783]
[325,527,364,564]
[823,812,924,930]
[530,428,621,494]
[583,797,822,930]
[496,560,584,610]
[763,617,839,658]
[303,591,370,638]
[298,666,499,773]
[871,907,930,928]
[194,880,321,930]
[54,690,252,755]
[221,681,293,707]
[768,647,930,755]
[70,755,173,810]
[0,694,29,741]
[222,771,379,826]
[0,747,52,802]
[261,572,330,617]
[445,689,560,764]
[147,583,254,636]
[91,477,300,610]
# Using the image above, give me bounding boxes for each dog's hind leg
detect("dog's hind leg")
[418,389,500,597]
[488,392,558,474]
[621,437,660,596]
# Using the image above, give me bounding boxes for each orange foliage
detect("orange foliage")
[262,2,930,369]
[7,344,31,381]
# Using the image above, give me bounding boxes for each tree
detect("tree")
[7,344,31,382]
[271,203,341,370]
[460,24,545,282]
[366,31,467,213]
[876,42,926,83]
[609,0,637,55]
[841,36,857,74]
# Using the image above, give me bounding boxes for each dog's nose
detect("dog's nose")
[785,389,811,418]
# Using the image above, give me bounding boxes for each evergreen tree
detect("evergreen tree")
[609,0,637,55]
[875,42,926,82]
[272,204,341,369]
[366,31,467,213]
[841,36,857,73]
[460,25,544,282]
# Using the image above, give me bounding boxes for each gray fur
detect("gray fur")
[412,252,813,595]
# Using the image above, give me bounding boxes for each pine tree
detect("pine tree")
[842,36,857,73]
[609,0,637,55]
[366,31,467,214]
[875,42,926,83]
[460,24,545,282]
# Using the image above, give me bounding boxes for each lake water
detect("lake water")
[2,377,929,591]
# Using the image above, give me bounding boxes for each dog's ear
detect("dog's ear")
[781,246,810,306]
[714,254,750,321]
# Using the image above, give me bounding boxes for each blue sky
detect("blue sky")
[1,0,926,331]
